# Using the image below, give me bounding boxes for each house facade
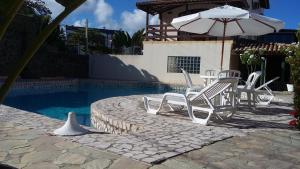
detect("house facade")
[90,0,286,86]
[137,0,269,41]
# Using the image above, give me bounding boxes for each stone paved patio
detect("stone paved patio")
[88,94,295,163]
[1,93,300,168]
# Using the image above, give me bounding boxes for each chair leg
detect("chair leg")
[255,87,274,105]
[143,97,161,114]
[189,107,213,125]
[247,92,251,107]
[252,92,256,107]
[185,88,191,96]
[237,91,242,106]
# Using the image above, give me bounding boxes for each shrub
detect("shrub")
[240,48,265,75]
[283,28,300,129]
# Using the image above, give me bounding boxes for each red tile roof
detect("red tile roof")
[233,41,293,55]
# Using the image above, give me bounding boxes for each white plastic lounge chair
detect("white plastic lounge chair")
[181,68,204,95]
[218,70,241,79]
[143,78,238,125]
[237,71,262,107]
[217,70,241,105]
[254,76,279,105]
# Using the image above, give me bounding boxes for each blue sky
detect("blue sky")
[47,0,299,34]
[265,0,299,29]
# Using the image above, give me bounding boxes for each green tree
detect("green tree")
[240,48,265,75]
[131,29,145,47]
[88,30,106,52]
[112,30,131,53]
[112,29,145,54]
[47,26,66,51]
[67,30,84,46]
[19,0,52,17]
[0,0,86,103]
[0,0,24,40]
[282,28,300,129]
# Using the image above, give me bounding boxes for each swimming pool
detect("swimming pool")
[4,81,173,126]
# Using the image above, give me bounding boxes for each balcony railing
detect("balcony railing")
[146,24,221,41]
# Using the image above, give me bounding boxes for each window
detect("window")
[167,56,201,74]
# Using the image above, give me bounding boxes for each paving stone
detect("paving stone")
[78,137,96,144]
[23,162,59,169]
[150,165,172,169]
[54,153,86,165]
[0,151,8,161]
[134,154,149,160]
[144,151,157,155]
[160,158,204,169]
[0,140,29,151]
[54,141,80,149]
[30,136,61,151]
[142,157,158,164]
[265,159,293,169]
[60,165,81,169]
[9,146,35,155]
[21,150,59,166]
[108,158,150,169]
[88,142,112,149]
[81,159,112,169]
[69,146,93,156]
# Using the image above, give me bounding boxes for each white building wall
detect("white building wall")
[90,40,234,85]
[247,0,265,14]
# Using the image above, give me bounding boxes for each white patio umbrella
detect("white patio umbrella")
[171,5,284,70]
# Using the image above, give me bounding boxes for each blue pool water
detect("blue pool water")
[4,84,171,126]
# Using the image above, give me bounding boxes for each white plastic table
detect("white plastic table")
[200,75,218,86]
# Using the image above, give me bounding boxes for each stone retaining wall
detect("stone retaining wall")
[91,107,142,134]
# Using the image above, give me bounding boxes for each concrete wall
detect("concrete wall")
[90,40,234,85]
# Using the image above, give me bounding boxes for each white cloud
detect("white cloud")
[45,0,65,18]
[121,9,145,34]
[73,19,87,27]
[62,0,159,34]
[150,15,159,25]
[121,9,159,35]
[93,0,119,29]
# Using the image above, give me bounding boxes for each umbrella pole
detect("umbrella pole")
[220,20,227,71]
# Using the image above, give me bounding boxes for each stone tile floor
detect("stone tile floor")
[88,94,295,163]
[1,93,300,168]
[1,120,300,169]
[0,121,149,169]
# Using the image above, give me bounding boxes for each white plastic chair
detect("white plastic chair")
[181,68,204,95]
[143,78,239,125]
[237,71,262,107]
[218,70,241,79]
[205,70,217,76]
[204,69,217,85]
[255,77,279,105]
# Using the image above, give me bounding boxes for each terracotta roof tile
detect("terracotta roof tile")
[233,41,293,55]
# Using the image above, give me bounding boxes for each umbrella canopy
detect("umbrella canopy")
[171,5,284,70]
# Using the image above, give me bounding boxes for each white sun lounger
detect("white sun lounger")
[143,78,238,125]
[181,68,204,95]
